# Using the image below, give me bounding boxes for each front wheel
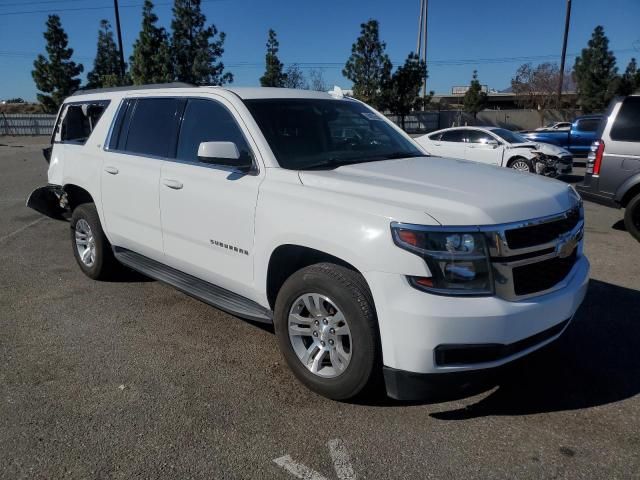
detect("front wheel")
[624,193,640,242]
[509,157,534,173]
[274,263,380,400]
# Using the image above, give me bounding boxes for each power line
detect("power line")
[0,48,636,68]
[0,0,87,8]
[0,0,226,15]
[0,0,84,8]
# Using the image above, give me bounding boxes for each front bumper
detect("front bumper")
[364,255,589,400]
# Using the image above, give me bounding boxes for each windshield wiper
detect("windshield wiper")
[299,152,424,171]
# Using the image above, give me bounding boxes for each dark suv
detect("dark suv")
[577,95,640,241]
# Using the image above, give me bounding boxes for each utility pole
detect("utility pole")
[557,0,572,104]
[113,0,126,79]
[416,0,428,100]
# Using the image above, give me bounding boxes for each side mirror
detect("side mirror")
[197,141,252,172]
[486,139,500,148]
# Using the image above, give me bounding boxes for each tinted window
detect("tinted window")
[576,118,601,132]
[466,130,495,144]
[441,130,466,142]
[491,128,528,144]
[245,99,422,170]
[177,98,252,163]
[124,98,181,157]
[610,97,640,142]
[56,100,109,144]
[108,99,132,150]
[428,132,442,141]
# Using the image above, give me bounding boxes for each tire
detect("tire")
[509,157,534,173]
[273,263,380,400]
[624,193,640,242]
[70,203,119,280]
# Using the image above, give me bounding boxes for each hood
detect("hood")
[298,157,576,226]
[510,142,570,157]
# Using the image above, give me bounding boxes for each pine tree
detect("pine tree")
[130,0,172,85]
[32,15,83,112]
[616,58,640,96]
[463,70,488,119]
[342,19,391,109]
[573,26,618,113]
[260,29,287,87]
[87,20,123,89]
[380,53,428,129]
[170,0,232,85]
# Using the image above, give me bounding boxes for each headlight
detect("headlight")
[391,224,493,296]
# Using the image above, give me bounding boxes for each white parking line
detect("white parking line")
[328,439,355,480]
[274,439,356,480]
[273,455,330,480]
[0,217,44,244]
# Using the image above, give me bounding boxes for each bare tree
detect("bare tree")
[284,64,308,89]
[307,68,327,92]
[511,63,562,126]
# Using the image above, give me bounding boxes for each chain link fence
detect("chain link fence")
[0,114,55,136]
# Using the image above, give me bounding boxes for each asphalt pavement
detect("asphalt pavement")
[1,136,639,479]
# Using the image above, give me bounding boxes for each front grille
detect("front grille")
[504,208,581,249]
[512,250,577,296]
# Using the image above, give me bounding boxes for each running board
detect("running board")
[113,247,273,324]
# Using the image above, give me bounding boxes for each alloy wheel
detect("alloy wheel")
[74,219,96,267]
[288,293,352,378]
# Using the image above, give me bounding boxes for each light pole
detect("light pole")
[557,0,572,104]
[113,0,126,80]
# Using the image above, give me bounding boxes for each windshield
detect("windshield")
[490,128,529,144]
[244,98,424,170]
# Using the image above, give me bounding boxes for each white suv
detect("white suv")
[28,84,589,401]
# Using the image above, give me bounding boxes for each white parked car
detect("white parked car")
[535,121,572,131]
[416,126,573,176]
[27,84,588,401]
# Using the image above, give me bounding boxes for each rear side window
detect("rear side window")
[55,100,109,144]
[121,98,182,157]
[428,132,442,141]
[576,118,600,132]
[176,98,252,163]
[466,130,495,144]
[610,97,640,142]
[441,130,466,142]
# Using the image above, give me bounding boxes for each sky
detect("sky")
[1,0,639,101]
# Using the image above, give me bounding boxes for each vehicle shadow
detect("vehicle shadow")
[428,279,640,419]
[558,174,584,184]
[612,219,627,232]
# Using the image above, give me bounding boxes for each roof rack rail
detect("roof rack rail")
[71,82,197,96]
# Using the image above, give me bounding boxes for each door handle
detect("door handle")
[162,179,183,190]
[104,166,119,175]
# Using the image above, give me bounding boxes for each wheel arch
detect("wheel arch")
[616,175,640,207]
[64,183,96,210]
[265,244,363,310]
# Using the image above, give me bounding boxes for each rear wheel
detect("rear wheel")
[624,193,640,242]
[70,203,119,279]
[509,157,534,173]
[274,263,379,400]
